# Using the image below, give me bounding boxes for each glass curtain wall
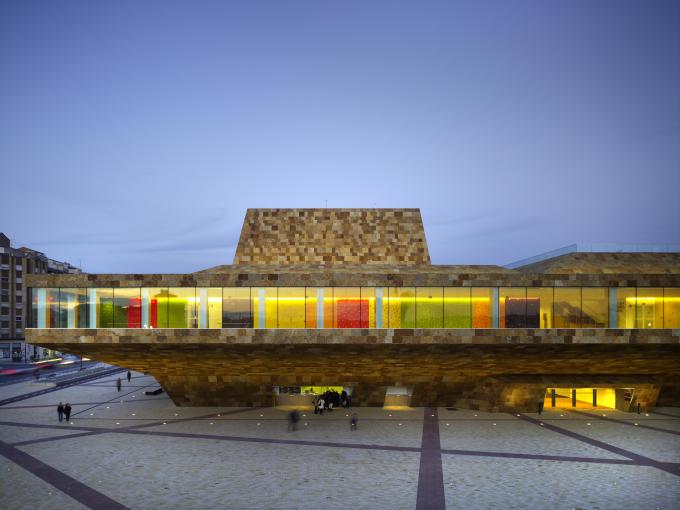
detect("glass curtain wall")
[28,286,679,329]
[444,288,471,328]
[278,287,305,328]
[664,288,680,328]
[554,288,581,328]
[416,287,443,328]
[636,288,663,328]
[581,288,608,328]
[527,288,553,328]
[223,288,252,328]
[616,288,636,328]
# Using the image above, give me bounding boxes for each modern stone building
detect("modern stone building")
[25,209,680,412]
[0,232,81,361]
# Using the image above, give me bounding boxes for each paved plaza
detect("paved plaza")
[0,371,678,509]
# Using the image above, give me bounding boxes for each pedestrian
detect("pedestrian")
[313,397,319,415]
[318,397,324,415]
[537,400,544,415]
[350,413,358,431]
[127,370,131,383]
[637,403,641,414]
[57,402,64,422]
[288,409,300,432]
[64,403,72,422]
[116,378,122,392]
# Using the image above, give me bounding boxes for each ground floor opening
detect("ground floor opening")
[543,387,633,411]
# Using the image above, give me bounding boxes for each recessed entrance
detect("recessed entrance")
[544,387,618,410]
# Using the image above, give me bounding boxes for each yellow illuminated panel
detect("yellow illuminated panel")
[278,288,305,328]
[664,288,680,328]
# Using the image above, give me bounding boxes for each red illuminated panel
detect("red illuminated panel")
[150,299,158,328]
[336,299,369,328]
[127,298,141,328]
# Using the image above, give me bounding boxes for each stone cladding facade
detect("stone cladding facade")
[233,208,431,265]
[28,328,680,411]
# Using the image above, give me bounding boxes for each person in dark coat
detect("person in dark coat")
[64,403,72,422]
[116,378,122,392]
[350,413,358,431]
[57,402,64,422]
[127,371,132,383]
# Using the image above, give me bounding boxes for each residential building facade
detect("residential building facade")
[0,233,80,361]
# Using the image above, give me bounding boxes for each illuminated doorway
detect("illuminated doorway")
[545,387,617,409]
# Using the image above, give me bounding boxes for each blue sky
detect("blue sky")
[1,0,678,272]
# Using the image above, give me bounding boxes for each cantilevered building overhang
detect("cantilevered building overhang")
[25,209,680,412]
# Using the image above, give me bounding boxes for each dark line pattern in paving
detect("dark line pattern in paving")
[416,407,446,510]
[568,409,680,436]
[0,398,165,410]
[70,383,158,418]
[516,414,680,477]
[652,410,680,418]
[5,412,676,472]
[0,439,129,510]
[0,368,126,407]
[440,448,637,466]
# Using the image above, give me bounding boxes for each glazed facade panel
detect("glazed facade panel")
[28,287,680,329]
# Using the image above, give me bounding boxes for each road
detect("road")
[0,359,99,386]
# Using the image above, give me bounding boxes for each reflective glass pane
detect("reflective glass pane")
[616,288,636,328]
[334,288,363,328]
[581,288,608,328]
[113,288,141,328]
[59,288,88,328]
[96,288,114,328]
[416,287,443,328]
[554,288,581,328]
[278,287,305,328]
[167,288,196,328]
[527,288,553,328]
[305,288,317,328]
[31,288,43,328]
[664,288,680,328]
[251,288,276,328]
[361,288,376,328]
[46,289,59,328]
[304,287,333,328]
[144,288,169,328]
[500,288,526,328]
[471,288,492,328]
[223,288,252,328]
[387,288,415,328]
[636,288,663,328]
[198,288,222,328]
[444,288,471,328]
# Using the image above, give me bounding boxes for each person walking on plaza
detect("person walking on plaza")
[127,370,131,383]
[116,378,122,392]
[64,403,72,422]
[350,413,358,431]
[317,397,324,415]
[57,402,64,422]
[288,409,300,432]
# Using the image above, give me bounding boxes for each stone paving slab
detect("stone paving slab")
[438,415,630,460]
[442,455,679,510]
[0,424,97,444]
[141,407,424,449]
[20,432,420,510]
[538,415,680,463]
[0,455,88,510]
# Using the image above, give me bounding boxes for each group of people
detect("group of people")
[313,389,351,414]
[57,402,72,422]
[56,370,133,422]
[287,409,359,432]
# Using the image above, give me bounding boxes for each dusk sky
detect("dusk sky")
[1,0,678,273]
